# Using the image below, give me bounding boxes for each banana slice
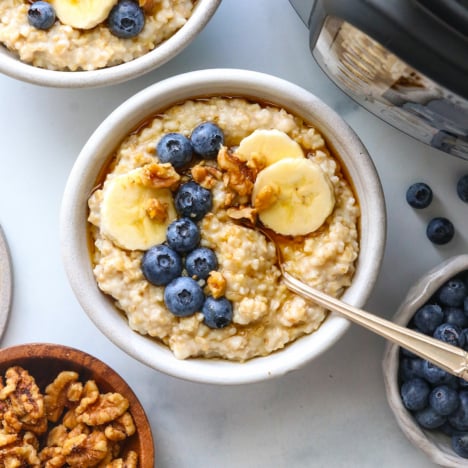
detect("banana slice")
[50,0,118,30]
[100,168,177,251]
[236,129,304,166]
[252,157,335,236]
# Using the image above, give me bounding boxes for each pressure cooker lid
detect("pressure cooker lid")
[305,0,468,100]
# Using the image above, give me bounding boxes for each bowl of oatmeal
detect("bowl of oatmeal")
[0,342,154,467]
[0,0,220,88]
[60,68,386,384]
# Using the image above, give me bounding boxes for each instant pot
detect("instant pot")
[289,0,468,159]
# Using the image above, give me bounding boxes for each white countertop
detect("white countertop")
[1,1,467,466]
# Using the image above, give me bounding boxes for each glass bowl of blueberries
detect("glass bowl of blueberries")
[383,254,468,466]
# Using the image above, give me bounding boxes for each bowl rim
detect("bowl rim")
[60,68,386,384]
[0,342,155,468]
[0,0,221,88]
[382,254,468,467]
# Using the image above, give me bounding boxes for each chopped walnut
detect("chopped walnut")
[78,393,129,427]
[206,271,227,299]
[144,198,168,222]
[104,412,136,442]
[140,162,181,190]
[75,380,100,416]
[39,445,66,467]
[0,431,18,448]
[62,430,108,467]
[217,147,257,199]
[0,366,47,435]
[105,450,139,468]
[191,163,222,189]
[253,184,279,212]
[44,371,80,423]
[139,0,158,14]
[62,408,80,430]
[226,206,257,224]
[0,435,41,467]
[46,425,68,448]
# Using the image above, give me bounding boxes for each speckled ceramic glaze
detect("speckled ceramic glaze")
[383,254,468,467]
[0,0,220,88]
[60,68,386,384]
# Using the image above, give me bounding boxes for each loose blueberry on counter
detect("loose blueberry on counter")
[437,278,467,307]
[413,303,444,334]
[166,218,200,254]
[190,122,225,159]
[186,247,218,280]
[202,296,233,329]
[108,0,145,39]
[175,181,212,221]
[156,133,193,169]
[426,217,455,245]
[452,433,468,458]
[141,244,182,286]
[164,277,205,317]
[457,174,468,203]
[406,182,433,209]
[28,1,56,30]
[401,378,431,411]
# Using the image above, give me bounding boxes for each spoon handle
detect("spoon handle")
[282,271,468,380]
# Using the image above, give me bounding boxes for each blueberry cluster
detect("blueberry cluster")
[141,121,231,327]
[405,176,468,245]
[27,0,145,38]
[398,271,468,458]
[156,122,224,167]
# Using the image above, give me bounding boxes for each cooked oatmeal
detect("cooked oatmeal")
[0,0,194,71]
[87,97,360,361]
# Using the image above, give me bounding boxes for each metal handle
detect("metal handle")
[283,271,468,380]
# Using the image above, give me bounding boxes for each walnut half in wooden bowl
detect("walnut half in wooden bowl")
[0,342,154,468]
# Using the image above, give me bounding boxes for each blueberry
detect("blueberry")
[414,406,446,429]
[399,358,425,382]
[422,360,456,386]
[444,307,468,328]
[186,247,218,280]
[460,377,468,389]
[202,296,233,329]
[434,323,465,348]
[413,303,444,334]
[465,297,468,315]
[449,391,468,431]
[141,245,182,286]
[457,174,468,203]
[429,385,460,416]
[108,0,145,38]
[166,218,200,254]
[426,217,455,245]
[164,277,205,317]
[400,378,431,411]
[437,278,467,307]
[452,432,468,458]
[28,1,56,30]
[406,182,433,209]
[156,133,193,168]
[190,122,224,159]
[175,181,212,221]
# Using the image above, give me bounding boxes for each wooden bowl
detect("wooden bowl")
[0,342,154,468]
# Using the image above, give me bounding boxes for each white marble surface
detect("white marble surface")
[1,1,467,466]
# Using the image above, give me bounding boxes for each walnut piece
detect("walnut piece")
[253,184,279,212]
[140,162,181,190]
[144,198,168,222]
[62,430,108,467]
[226,206,258,224]
[206,271,227,299]
[217,147,257,199]
[191,163,222,189]
[78,393,129,427]
[44,371,80,423]
[139,0,158,14]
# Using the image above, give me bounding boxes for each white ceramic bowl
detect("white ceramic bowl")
[60,68,386,384]
[383,254,468,467]
[0,0,220,88]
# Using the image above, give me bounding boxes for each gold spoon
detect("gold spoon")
[258,226,468,380]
